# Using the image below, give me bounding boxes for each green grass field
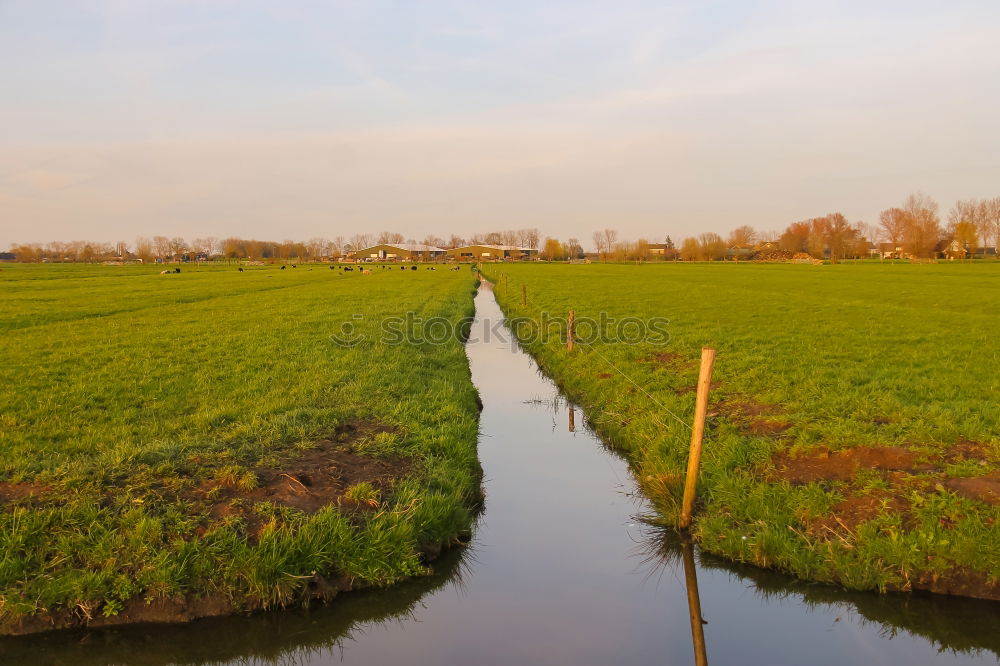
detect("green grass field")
[481,262,1000,598]
[0,263,482,632]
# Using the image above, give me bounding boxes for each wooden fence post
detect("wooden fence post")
[521,283,527,307]
[568,406,575,433]
[679,347,716,529]
[567,310,575,351]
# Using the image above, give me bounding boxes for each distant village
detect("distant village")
[4,193,998,264]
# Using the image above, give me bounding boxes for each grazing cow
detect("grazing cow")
[238,267,244,272]
[160,269,171,274]
[330,265,335,270]
[410,265,417,271]
[174,268,181,273]
[292,264,297,268]
[281,265,286,270]
[361,269,372,275]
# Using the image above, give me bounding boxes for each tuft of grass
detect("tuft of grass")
[343,482,381,506]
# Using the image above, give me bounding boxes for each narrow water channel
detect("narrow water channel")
[5,282,998,665]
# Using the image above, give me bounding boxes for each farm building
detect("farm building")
[445,245,538,261]
[354,243,446,261]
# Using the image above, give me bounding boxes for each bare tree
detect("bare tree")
[152,236,171,260]
[523,228,540,249]
[600,229,619,260]
[566,238,583,259]
[377,231,404,244]
[305,237,328,259]
[680,237,700,260]
[591,231,605,259]
[823,213,856,263]
[134,237,153,262]
[990,197,1000,253]
[168,237,188,258]
[901,192,941,258]
[697,232,726,260]
[350,233,374,251]
[878,208,907,255]
[727,225,757,247]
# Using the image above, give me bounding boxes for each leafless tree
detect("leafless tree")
[727,225,757,247]
[350,233,374,251]
[901,192,941,258]
[377,231,404,244]
[878,208,907,254]
[823,213,856,263]
[152,236,171,260]
[591,229,618,261]
[566,238,583,259]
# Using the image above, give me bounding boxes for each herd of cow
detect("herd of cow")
[162,264,467,275]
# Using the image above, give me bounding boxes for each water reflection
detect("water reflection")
[0,546,477,665]
[632,519,1000,662]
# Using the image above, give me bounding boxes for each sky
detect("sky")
[2,0,1000,249]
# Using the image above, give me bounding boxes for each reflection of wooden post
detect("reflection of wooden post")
[680,348,716,529]
[567,310,575,351]
[521,283,527,307]
[682,539,709,666]
[568,406,575,432]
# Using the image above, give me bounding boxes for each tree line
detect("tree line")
[5,228,542,263]
[582,192,999,262]
[6,192,999,263]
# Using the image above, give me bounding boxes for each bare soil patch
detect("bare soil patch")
[769,446,919,484]
[941,475,1000,505]
[939,440,994,464]
[716,398,792,437]
[809,492,911,536]
[0,482,51,506]
[642,351,693,370]
[192,422,412,537]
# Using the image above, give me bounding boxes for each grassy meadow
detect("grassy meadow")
[0,263,482,632]
[481,261,1000,597]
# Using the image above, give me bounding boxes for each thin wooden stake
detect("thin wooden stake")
[567,310,575,351]
[521,283,527,307]
[568,406,575,433]
[679,347,716,529]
